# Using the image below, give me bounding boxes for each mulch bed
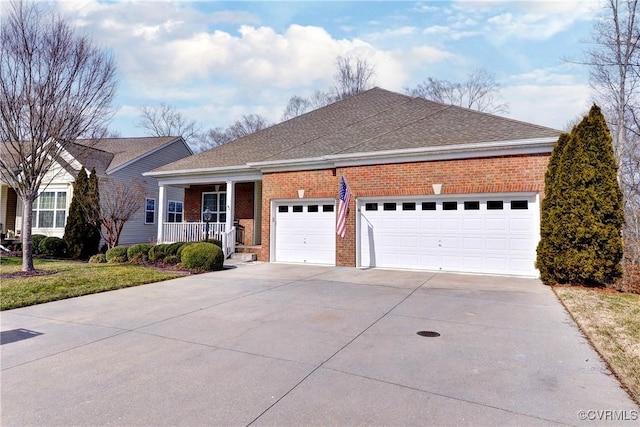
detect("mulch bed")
[1,270,57,280]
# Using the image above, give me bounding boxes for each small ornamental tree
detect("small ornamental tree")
[536,104,624,286]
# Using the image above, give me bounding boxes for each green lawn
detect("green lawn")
[0,256,185,310]
[555,286,640,405]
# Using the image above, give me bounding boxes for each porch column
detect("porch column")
[226,180,235,232]
[157,184,166,243]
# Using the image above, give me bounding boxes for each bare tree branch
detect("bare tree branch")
[332,55,376,101]
[136,102,202,150]
[202,114,270,149]
[404,68,509,114]
[0,0,117,271]
[586,0,640,274]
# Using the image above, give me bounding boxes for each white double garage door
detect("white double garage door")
[272,194,540,276]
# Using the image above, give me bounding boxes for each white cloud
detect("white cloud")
[506,84,591,131]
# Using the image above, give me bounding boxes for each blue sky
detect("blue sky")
[51,0,601,137]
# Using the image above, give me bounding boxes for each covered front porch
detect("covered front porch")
[156,177,262,258]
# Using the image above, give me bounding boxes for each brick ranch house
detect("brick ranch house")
[145,88,561,277]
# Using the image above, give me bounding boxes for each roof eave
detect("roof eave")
[144,137,557,179]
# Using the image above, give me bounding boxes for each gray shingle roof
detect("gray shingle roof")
[1,136,183,178]
[76,136,182,173]
[151,87,561,174]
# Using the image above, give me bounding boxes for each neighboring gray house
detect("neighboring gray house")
[0,136,192,246]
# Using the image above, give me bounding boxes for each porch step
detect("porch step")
[229,252,257,262]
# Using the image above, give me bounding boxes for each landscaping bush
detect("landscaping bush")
[166,241,187,256]
[148,244,170,262]
[127,243,152,263]
[89,253,107,264]
[39,237,67,257]
[202,238,223,248]
[106,246,129,263]
[176,242,195,258]
[31,234,47,255]
[180,242,224,271]
[164,255,180,265]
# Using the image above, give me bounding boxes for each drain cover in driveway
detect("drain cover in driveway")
[417,331,440,337]
[1,329,43,345]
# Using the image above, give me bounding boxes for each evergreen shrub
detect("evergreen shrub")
[180,242,224,271]
[39,237,67,257]
[148,244,170,262]
[536,104,624,286]
[127,243,152,263]
[31,234,47,255]
[89,253,107,263]
[106,246,129,263]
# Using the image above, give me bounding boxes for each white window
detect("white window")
[32,191,67,228]
[167,201,183,223]
[145,198,156,224]
[202,192,226,223]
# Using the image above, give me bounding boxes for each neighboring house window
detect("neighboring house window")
[32,191,67,228]
[202,192,227,223]
[167,201,183,223]
[145,198,156,224]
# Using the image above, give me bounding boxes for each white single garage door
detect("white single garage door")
[273,200,336,265]
[359,195,539,276]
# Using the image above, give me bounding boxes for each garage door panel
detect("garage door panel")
[359,195,538,276]
[486,238,507,250]
[274,201,335,265]
[487,218,507,231]
[463,219,483,231]
[509,218,531,231]
[463,237,483,250]
[441,218,460,230]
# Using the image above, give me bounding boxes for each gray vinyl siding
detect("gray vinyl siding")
[107,139,191,246]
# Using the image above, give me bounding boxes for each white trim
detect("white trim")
[145,197,156,224]
[154,172,262,188]
[144,137,556,179]
[157,186,165,242]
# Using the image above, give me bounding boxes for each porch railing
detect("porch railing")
[221,226,235,258]
[162,222,226,244]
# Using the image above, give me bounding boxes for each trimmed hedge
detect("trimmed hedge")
[181,242,224,271]
[106,246,129,263]
[89,253,107,264]
[202,238,223,248]
[166,241,187,256]
[39,237,67,257]
[127,243,152,263]
[31,234,47,255]
[148,244,170,262]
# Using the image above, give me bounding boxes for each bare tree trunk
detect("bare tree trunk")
[20,195,34,271]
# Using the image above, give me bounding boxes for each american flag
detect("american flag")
[336,175,352,238]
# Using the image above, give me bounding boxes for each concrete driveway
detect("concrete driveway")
[1,263,637,426]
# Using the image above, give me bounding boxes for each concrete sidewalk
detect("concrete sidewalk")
[1,263,638,426]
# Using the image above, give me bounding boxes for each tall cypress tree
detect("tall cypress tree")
[64,168,89,259]
[85,167,101,256]
[536,105,624,286]
[536,133,570,285]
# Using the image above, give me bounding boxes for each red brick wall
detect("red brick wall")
[235,182,254,245]
[259,154,550,265]
[183,183,255,245]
